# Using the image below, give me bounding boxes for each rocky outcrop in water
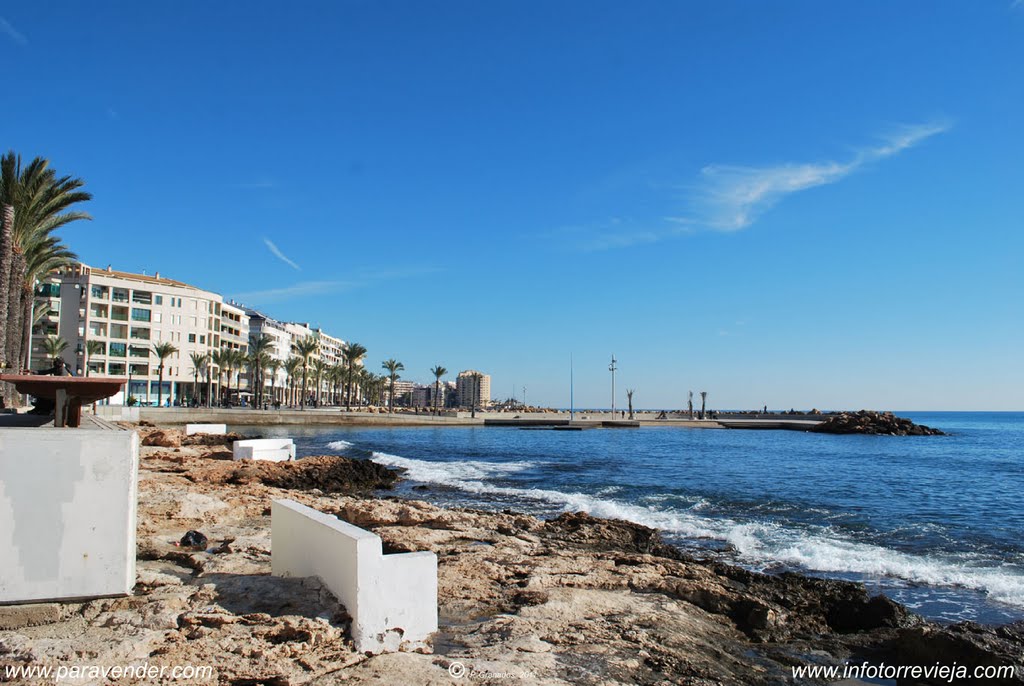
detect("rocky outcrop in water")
[811,410,946,436]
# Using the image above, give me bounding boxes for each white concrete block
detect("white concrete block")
[0,428,139,604]
[185,423,227,436]
[232,438,295,462]
[271,499,437,654]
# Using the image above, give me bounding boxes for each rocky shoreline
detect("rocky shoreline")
[0,429,1020,685]
[810,410,947,436]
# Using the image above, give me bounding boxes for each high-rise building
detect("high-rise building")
[456,370,491,409]
[38,263,246,405]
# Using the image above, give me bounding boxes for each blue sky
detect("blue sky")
[3,1,1022,410]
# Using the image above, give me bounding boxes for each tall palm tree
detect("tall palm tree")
[210,348,229,405]
[85,340,105,377]
[248,334,275,407]
[292,337,319,410]
[268,358,282,406]
[229,348,246,405]
[431,365,447,416]
[0,153,90,374]
[310,358,328,406]
[189,352,208,405]
[329,364,344,406]
[152,342,178,407]
[470,371,483,419]
[700,391,707,420]
[626,389,635,420]
[688,390,694,419]
[343,342,367,411]
[284,356,302,407]
[381,359,404,414]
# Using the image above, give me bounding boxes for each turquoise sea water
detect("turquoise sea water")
[257,412,1024,625]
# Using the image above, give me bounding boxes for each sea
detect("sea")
[256,412,1024,625]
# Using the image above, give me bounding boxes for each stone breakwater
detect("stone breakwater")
[1,431,1019,685]
[811,410,947,436]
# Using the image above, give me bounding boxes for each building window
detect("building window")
[153,312,162,323]
[108,362,126,375]
[110,324,128,339]
[89,285,107,299]
[132,291,152,305]
[112,289,129,303]
[111,306,129,321]
[131,308,151,322]
[130,328,150,340]
[199,335,205,344]
[188,333,196,343]
[154,295,163,305]
[109,342,127,358]
[129,346,150,358]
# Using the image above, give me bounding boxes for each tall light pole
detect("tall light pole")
[609,354,617,417]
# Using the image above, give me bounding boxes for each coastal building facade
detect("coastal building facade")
[456,370,491,409]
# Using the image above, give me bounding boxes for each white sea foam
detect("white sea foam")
[327,440,354,451]
[371,451,1024,608]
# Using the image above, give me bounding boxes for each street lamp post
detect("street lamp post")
[609,355,617,418]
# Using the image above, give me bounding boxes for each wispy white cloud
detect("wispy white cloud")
[696,120,951,231]
[576,119,951,250]
[233,280,351,304]
[263,238,301,271]
[0,17,27,45]
[1013,0,1024,9]
[232,266,446,305]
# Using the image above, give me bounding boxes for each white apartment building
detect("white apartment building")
[456,370,491,409]
[38,263,248,406]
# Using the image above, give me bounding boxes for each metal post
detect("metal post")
[609,355,617,418]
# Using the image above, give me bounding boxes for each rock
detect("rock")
[142,429,184,447]
[811,410,946,436]
[879,622,1024,685]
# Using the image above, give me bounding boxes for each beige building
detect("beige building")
[37,263,248,406]
[456,370,491,409]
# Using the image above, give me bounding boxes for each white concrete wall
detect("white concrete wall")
[271,499,437,653]
[185,423,226,436]
[0,428,139,603]
[232,438,295,462]
[94,405,140,422]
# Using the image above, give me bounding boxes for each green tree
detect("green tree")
[189,352,208,405]
[0,153,90,374]
[210,348,229,405]
[431,365,447,416]
[284,356,302,407]
[267,358,282,406]
[248,334,275,407]
[310,357,328,406]
[292,337,318,409]
[381,358,404,414]
[151,342,178,407]
[343,342,367,411]
[85,340,105,377]
[42,334,69,361]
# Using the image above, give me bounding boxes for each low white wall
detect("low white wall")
[0,428,139,604]
[232,438,295,462]
[94,405,140,422]
[185,423,226,436]
[271,499,437,653]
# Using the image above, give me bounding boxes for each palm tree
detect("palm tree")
[381,359,404,414]
[328,364,344,406]
[85,340,105,377]
[230,349,247,405]
[189,352,208,405]
[470,371,483,419]
[0,153,90,375]
[267,358,282,406]
[210,348,230,406]
[431,365,447,416]
[42,334,69,362]
[310,358,328,406]
[343,342,367,411]
[292,337,319,410]
[151,342,178,407]
[700,391,707,420]
[284,356,302,407]
[626,389,635,420]
[248,334,275,407]
[687,390,694,419]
